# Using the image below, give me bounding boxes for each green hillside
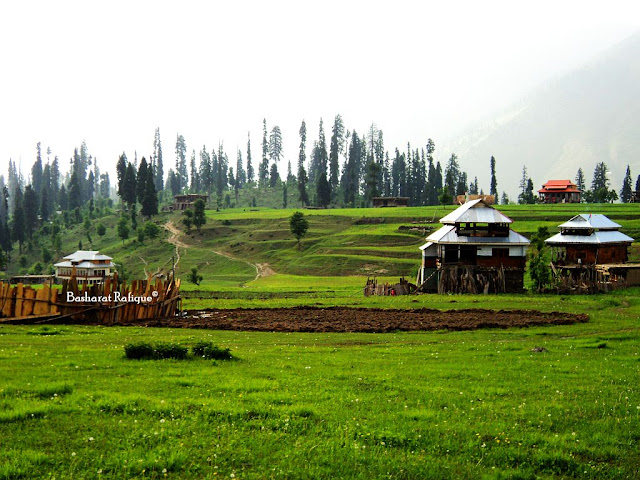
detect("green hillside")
[5,203,639,296]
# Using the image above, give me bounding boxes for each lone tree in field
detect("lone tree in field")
[289,211,309,250]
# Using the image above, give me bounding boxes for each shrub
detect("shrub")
[153,343,188,360]
[124,342,188,360]
[124,342,155,360]
[192,341,233,360]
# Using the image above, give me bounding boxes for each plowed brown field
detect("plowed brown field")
[119,307,588,332]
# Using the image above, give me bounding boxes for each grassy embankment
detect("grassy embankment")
[1,289,639,479]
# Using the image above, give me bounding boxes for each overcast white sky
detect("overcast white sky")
[1,0,639,186]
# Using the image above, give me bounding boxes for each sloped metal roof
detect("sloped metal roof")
[426,225,530,246]
[558,214,621,230]
[546,230,634,245]
[419,241,434,251]
[62,250,113,262]
[439,199,513,224]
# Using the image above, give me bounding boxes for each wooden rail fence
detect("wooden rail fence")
[0,273,181,324]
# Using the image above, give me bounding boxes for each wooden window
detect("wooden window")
[492,248,509,258]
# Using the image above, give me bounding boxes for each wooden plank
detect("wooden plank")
[51,288,59,315]
[15,284,25,317]
[22,287,37,316]
[34,286,50,315]
[1,283,14,318]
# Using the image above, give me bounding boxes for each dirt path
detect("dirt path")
[117,307,589,333]
[164,221,189,270]
[164,221,274,282]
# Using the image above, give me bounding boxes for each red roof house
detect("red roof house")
[538,180,581,204]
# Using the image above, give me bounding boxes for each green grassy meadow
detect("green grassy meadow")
[1,289,639,479]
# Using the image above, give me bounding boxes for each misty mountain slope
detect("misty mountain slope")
[448,31,640,198]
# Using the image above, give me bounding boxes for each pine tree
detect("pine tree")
[316,172,331,208]
[58,185,69,211]
[122,162,137,206]
[364,159,381,205]
[200,146,212,196]
[297,120,309,206]
[99,173,111,199]
[11,185,25,253]
[137,157,148,204]
[175,134,188,192]
[316,118,329,182]
[620,165,633,203]
[68,170,83,210]
[32,142,43,202]
[575,167,586,195]
[50,156,60,206]
[153,127,164,191]
[246,132,254,184]
[167,170,180,197]
[518,166,529,204]
[141,167,158,219]
[190,149,200,193]
[116,153,127,197]
[444,154,460,198]
[0,186,11,256]
[282,183,288,208]
[235,149,246,188]
[268,126,283,179]
[329,114,344,197]
[259,119,269,187]
[490,156,498,200]
[269,163,280,188]
[591,162,610,203]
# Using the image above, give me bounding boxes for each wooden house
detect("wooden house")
[173,194,208,211]
[417,199,530,293]
[545,214,640,291]
[545,214,633,265]
[372,197,409,208]
[54,250,115,285]
[538,180,581,204]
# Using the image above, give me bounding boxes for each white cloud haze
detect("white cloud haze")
[1,0,639,187]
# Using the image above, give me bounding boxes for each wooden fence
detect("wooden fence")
[0,273,181,324]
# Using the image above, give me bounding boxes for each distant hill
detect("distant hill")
[445,31,640,200]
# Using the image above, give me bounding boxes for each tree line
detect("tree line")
[2,119,639,267]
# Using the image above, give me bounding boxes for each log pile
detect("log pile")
[0,273,181,324]
[364,277,415,296]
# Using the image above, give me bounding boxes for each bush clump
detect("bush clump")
[154,343,188,360]
[192,341,233,360]
[124,342,155,360]
[124,341,231,361]
[124,342,187,360]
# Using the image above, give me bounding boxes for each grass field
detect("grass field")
[1,289,639,479]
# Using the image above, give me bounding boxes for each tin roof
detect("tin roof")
[558,214,621,230]
[54,260,115,269]
[61,250,113,262]
[546,230,634,245]
[426,225,530,246]
[439,199,513,224]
